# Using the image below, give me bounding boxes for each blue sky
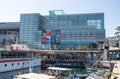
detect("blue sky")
[0,0,120,37]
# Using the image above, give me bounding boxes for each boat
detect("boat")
[0,44,41,73]
[46,67,72,78]
[13,73,55,79]
[47,67,72,76]
[46,67,88,79]
[85,69,110,79]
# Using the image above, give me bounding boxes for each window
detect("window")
[87,20,96,27]
[97,20,102,29]
[12,63,14,66]
[5,64,7,67]
[23,62,25,65]
[87,20,102,29]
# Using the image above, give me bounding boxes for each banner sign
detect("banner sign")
[41,30,61,44]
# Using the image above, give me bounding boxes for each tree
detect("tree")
[115,26,120,36]
[115,26,120,41]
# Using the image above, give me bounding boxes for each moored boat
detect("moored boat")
[0,44,41,73]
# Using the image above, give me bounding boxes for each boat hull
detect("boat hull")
[0,58,41,73]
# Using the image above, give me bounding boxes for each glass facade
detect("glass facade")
[20,11,105,50]
[20,13,42,49]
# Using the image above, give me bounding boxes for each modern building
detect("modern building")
[0,10,106,69]
[0,22,19,47]
[20,10,105,50]
[20,13,42,49]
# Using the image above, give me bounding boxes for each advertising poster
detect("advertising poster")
[46,30,51,36]
[56,35,60,44]
[46,36,51,44]
[41,30,61,44]
[56,30,61,44]
[51,30,56,44]
[46,30,51,44]
[41,30,46,44]
[51,36,56,44]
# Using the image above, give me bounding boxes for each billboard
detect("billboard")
[56,35,60,44]
[51,30,61,44]
[46,30,51,36]
[46,36,51,44]
[41,30,46,44]
[41,30,61,44]
[51,30,56,44]
[46,30,51,44]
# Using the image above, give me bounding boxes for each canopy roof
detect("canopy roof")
[47,67,72,71]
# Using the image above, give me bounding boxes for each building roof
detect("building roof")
[47,67,72,71]
[0,22,19,30]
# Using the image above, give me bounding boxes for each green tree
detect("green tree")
[115,26,120,36]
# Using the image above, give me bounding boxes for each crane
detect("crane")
[91,39,109,68]
[6,31,18,44]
